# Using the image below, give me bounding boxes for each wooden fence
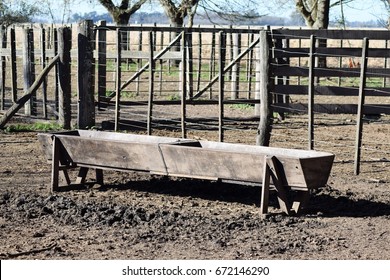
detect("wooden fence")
[0,22,389,174]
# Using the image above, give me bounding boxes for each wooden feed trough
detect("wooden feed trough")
[38,130,335,215]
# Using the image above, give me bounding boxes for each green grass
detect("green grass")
[4,122,63,133]
[228,103,254,110]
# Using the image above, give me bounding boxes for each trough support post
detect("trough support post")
[23,28,36,116]
[58,27,72,129]
[77,20,95,129]
[97,21,107,110]
[218,31,227,142]
[266,156,292,215]
[308,35,316,150]
[354,37,369,176]
[256,29,273,146]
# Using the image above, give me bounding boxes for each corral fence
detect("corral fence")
[0,21,389,174]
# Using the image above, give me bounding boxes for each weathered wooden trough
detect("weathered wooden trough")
[38,130,335,215]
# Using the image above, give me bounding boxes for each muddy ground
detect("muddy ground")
[0,113,390,260]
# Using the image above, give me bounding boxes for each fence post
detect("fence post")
[23,28,36,116]
[77,20,95,129]
[256,30,273,146]
[354,37,369,175]
[97,20,107,110]
[58,27,72,129]
[218,31,227,142]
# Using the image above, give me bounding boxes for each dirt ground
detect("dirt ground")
[1,112,390,260]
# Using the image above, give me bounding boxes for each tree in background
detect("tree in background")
[0,0,40,26]
[97,0,148,25]
[381,0,390,28]
[41,0,77,24]
[159,0,199,28]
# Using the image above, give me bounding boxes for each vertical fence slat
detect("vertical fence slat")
[147,31,154,135]
[196,26,202,93]
[0,26,6,111]
[0,26,7,110]
[218,31,226,142]
[231,33,241,100]
[115,29,122,132]
[308,35,316,150]
[41,26,48,119]
[181,31,187,139]
[10,28,17,103]
[23,28,36,116]
[354,37,369,175]
[209,29,216,99]
[97,20,107,110]
[53,28,59,116]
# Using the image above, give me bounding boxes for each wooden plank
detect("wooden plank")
[273,103,390,115]
[273,65,390,78]
[55,136,168,173]
[274,47,390,58]
[271,28,390,40]
[274,85,390,97]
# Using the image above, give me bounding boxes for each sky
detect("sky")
[33,0,390,24]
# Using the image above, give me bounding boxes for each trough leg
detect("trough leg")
[260,157,271,215]
[96,169,104,185]
[51,137,60,192]
[292,191,310,214]
[266,156,292,215]
[76,167,89,184]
